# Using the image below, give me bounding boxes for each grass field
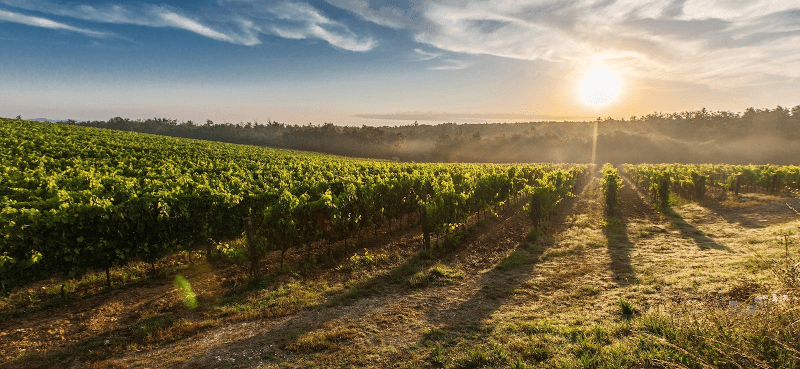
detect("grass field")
[1,169,799,368]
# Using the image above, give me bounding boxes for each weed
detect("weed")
[214,281,323,318]
[639,299,800,368]
[617,298,636,318]
[260,351,277,360]
[772,259,800,291]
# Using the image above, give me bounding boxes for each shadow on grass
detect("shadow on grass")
[663,208,731,251]
[700,196,800,229]
[619,173,730,253]
[428,170,597,338]
[604,173,670,286]
[603,217,638,286]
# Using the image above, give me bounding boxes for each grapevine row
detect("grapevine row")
[0,118,585,289]
[623,163,800,207]
[601,164,622,215]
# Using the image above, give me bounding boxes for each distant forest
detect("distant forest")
[61,105,800,164]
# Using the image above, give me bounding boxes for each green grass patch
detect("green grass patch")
[496,249,535,271]
[407,261,464,288]
[213,280,325,318]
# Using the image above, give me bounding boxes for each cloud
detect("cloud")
[324,0,421,29]
[660,0,687,18]
[622,18,732,39]
[0,0,374,51]
[158,11,259,46]
[264,1,376,52]
[0,9,111,37]
[429,59,473,70]
[327,0,800,86]
[413,48,441,61]
[411,47,470,70]
[267,1,334,25]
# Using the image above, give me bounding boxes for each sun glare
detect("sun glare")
[580,68,621,106]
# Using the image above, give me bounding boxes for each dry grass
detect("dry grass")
[286,325,361,353]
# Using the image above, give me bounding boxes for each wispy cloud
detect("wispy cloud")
[0,0,374,51]
[324,0,419,29]
[429,59,473,70]
[327,0,800,86]
[413,48,441,61]
[411,48,471,70]
[267,1,334,25]
[158,11,257,45]
[264,1,376,52]
[0,9,111,37]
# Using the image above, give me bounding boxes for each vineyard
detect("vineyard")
[0,118,586,291]
[2,118,799,368]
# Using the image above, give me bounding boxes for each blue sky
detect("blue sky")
[2,0,799,125]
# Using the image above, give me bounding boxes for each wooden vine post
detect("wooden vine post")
[420,205,431,250]
[693,175,706,200]
[772,174,779,194]
[785,233,790,260]
[243,217,259,279]
[658,176,670,208]
[721,173,727,197]
[735,175,743,196]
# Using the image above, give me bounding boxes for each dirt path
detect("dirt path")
[0,213,428,368]
[122,205,540,367]
[0,275,181,364]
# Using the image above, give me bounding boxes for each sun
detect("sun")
[580,68,621,106]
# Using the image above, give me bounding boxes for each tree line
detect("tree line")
[62,105,800,164]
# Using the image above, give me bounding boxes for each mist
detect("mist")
[62,105,800,165]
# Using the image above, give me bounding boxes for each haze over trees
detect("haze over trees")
[65,105,800,164]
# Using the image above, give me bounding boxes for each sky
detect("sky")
[1,0,799,126]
